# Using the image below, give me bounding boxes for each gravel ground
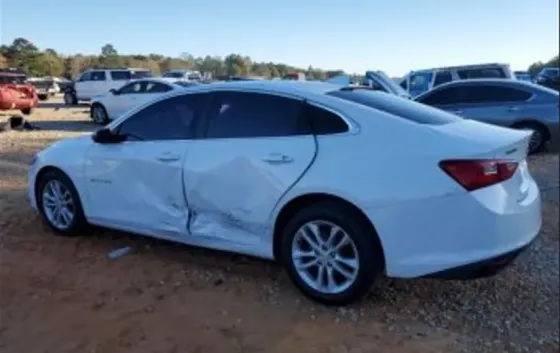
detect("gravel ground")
[0,99,558,353]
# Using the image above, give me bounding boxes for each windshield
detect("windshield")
[408,71,433,95]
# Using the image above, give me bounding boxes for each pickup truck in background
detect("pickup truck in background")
[27,77,59,100]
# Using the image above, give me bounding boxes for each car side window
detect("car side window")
[301,103,348,135]
[78,72,92,81]
[204,91,310,139]
[433,71,453,87]
[91,71,107,81]
[457,68,506,79]
[116,94,207,141]
[119,82,143,95]
[111,70,131,81]
[399,79,408,90]
[144,82,173,93]
[460,86,532,103]
[417,86,466,105]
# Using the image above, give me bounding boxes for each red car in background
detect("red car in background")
[0,69,38,115]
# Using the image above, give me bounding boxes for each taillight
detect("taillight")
[439,159,518,191]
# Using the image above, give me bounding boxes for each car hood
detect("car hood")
[41,133,92,155]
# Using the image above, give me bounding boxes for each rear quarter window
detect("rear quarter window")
[327,89,462,125]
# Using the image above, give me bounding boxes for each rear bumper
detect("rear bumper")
[420,239,533,279]
[368,174,542,278]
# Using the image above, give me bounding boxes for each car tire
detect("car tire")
[63,91,77,106]
[21,108,32,115]
[513,122,548,155]
[36,168,88,236]
[279,201,384,306]
[38,94,48,101]
[91,103,110,125]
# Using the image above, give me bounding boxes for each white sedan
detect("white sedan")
[28,81,541,305]
[89,78,197,125]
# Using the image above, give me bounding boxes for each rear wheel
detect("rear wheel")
[36,169,88,236]
[280,201,384,306]
[513,122,548,154]
[38,94,49,101]
[63,91,77,106]
[91,103,109,125]
[21,108,32,115]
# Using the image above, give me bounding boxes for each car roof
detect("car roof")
[186,80,343,96]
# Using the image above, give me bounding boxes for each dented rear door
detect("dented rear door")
[182,91,317,247]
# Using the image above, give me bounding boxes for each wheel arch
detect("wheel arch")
[34,165,85,210]
[511,119,551,141]
[272,192,386,266]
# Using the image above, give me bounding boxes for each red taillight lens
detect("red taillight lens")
[439,159,518,191]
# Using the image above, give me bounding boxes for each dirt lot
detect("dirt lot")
[0,98,558,353]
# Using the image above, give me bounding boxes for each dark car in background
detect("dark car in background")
[414,79,559,154]
[534,68,559,91]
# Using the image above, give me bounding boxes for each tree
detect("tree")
[2,37,41,71]
[101,44,118,57]
[0,54,6,68]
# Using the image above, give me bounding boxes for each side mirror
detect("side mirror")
[92,128,125,144]
[109,88,119,95]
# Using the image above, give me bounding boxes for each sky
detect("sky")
[0,0,558,76]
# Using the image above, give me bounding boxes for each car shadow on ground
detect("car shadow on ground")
[28,119,97,133]
[37,102,90,110]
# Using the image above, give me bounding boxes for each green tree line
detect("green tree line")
[0,38,345,80]
[0,37,558,80]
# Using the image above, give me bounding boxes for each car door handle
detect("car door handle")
[507,106,520,112]
[156,154,180,162]
[262,154,293,165]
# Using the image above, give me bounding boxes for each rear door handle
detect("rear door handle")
[262,154,293,165]
[157,154,180,162]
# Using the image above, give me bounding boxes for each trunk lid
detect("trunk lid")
[431,119,531,162]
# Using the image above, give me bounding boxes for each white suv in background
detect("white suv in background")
[399,63,515,97]
[63,68,152,105]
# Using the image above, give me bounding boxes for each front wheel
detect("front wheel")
[21,108,32,115]
[280,201,384,306]
[91,103,109,125]
[36,169,88,236]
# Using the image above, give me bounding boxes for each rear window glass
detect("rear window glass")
[110,71,131,80]
[131,70,152,79]
[326,89,462,125]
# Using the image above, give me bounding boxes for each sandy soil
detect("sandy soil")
[0,98,558,353]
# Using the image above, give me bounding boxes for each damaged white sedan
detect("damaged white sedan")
[28,80,542,306]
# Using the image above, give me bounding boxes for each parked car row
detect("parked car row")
[28,79,543,305]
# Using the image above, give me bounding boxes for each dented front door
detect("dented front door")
[85,141,191,238]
